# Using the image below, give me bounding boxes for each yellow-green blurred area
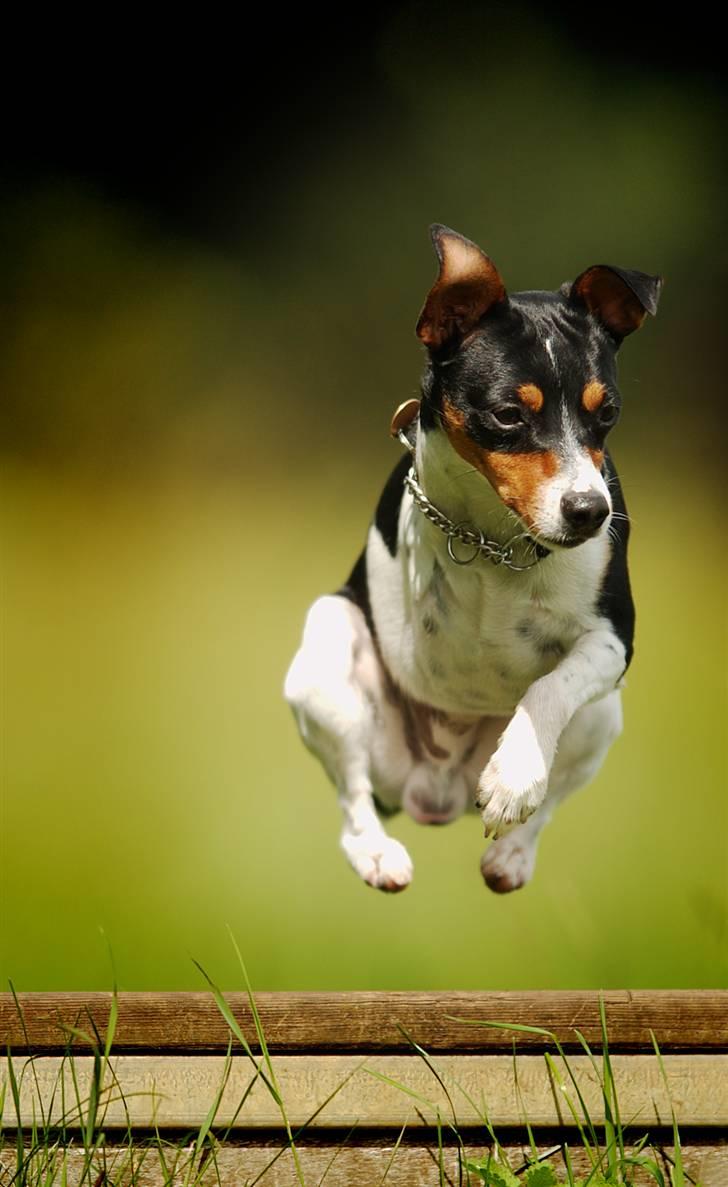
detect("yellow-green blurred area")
[1,6,726,990]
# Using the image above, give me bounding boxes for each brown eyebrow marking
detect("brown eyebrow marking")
[517,383,544,413]
[582,380,606,413]
[441,399,559,531]
[588,448,605,470]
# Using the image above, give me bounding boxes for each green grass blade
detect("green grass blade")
[548,1037,601,1159]
[153,1125,173,1187]
[378,1119,408,1186]
[224,931,282,1093]
[196,938,307,1187]
[225,929,306,1187]
[561,1142,577,1187]
[571,1028,615,1181]
[437,1016,539,1153]
[217,1065,265,1143]
[190,958,277,1101]
[103,985,119,1067]
[650,1030,684,1187]
[56,1024,98,1048]
[365,1064,477,1180]
[246,1060,365,1187]
[511,1037,538,1163]
[185,1035,234,1187]
[395,1024,459,1128]
[543,1052,597,1169]
[445,1014,591,1162]
[598,994,624,1175]
[365,1066,439,1115]
[83,1047,101,1150]
[315,1119,360,1187]
[436,1109,446,1187]
[9,982,48,1131]
[445,1017,555,1039]
[398,1022,497,1185]
[620,1152,667,1186]
[5,1050,25,1180]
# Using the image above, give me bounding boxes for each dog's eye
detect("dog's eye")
[491,407,523,428]
[597,403,619,427]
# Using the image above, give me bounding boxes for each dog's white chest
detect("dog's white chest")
[408,557,573,714]
[368,512,591,716]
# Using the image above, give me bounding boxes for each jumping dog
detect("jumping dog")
[285,225,661,893]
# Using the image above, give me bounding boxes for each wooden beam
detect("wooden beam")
[2,1142,727,1187]
[5,1053,727,1129]
[2,990,726,1053]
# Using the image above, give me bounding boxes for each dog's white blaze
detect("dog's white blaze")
[529,402,612,542]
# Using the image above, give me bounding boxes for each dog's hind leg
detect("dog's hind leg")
[481,690,623,893]
[285,594,414,892]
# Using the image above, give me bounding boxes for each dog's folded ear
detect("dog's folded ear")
[570,265,663,340]
[416,225,507,351]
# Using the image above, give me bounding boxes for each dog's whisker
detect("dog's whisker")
[451,465,480,483]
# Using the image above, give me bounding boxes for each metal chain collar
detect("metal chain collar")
[397,430,547,572]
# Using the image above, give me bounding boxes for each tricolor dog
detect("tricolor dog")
[285,226,661,893]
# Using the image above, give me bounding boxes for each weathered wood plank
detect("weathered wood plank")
[2,1142,727,1187]
[4,1053,727,1129]
[2,990,726,1053]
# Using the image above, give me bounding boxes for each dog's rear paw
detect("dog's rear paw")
[341,833,413,892]
[481,831,537,894]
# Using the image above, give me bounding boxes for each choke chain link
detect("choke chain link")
[403,466,544,571]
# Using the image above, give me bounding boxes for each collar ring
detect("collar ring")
[447,526,485,566]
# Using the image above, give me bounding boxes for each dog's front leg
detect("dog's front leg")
[476,628,626,837]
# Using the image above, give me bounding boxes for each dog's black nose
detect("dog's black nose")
[560,491,610,534]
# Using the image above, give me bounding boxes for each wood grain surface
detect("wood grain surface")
[2,1142,727,1187]
[2,990,726,1053]
[5,1052,727,1129]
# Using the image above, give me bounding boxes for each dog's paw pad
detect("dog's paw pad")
[342,834,413,892]
[481,833,537,894]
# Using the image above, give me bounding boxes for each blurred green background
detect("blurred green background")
[1,4,726,991]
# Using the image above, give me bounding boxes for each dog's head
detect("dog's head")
[415,225,662,549]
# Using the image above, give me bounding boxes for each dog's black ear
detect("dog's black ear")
[416,225,507,350]
[570,265,663,340]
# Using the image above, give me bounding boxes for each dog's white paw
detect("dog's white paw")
[341,832,413,892]
[476,707,548,838]
[481,830,538,894]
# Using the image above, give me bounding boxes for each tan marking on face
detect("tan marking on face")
[582,379,606,413]
[588,448,605,470]
[441,399,559,529]
[517,383,544,413]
